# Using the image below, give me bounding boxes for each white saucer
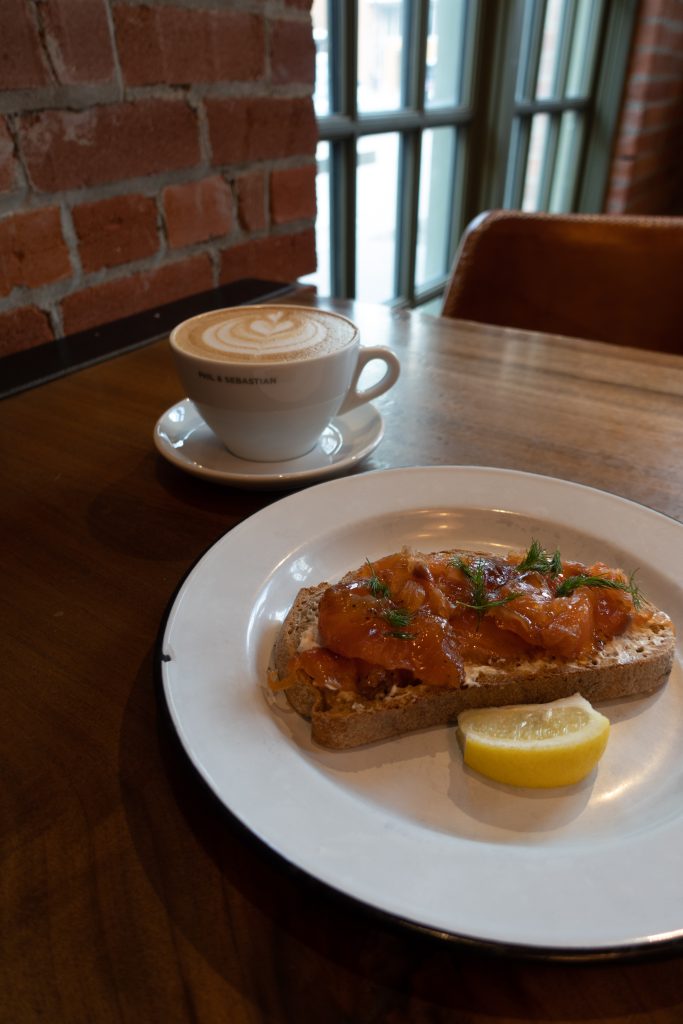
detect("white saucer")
[153,398,385,489]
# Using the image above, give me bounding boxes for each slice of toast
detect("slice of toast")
[271,550,676,749]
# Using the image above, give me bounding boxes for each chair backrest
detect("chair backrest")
[441,210,683,353]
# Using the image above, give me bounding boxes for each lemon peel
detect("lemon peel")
[457,693,610,789]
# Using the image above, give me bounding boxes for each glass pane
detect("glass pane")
[357,0,406,113]
[503,119,520,208]
[356,133,399,303]
[425,0,467,109]
[522,113,550,210]
[416,294,445,316]
[535,0,564,100]
[415,127,456,289]
[298,141,331,295]
[549,111,585,211]
[566,0,604,98]
[311,0,331,115]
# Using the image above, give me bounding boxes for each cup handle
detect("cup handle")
[336,346,401,415]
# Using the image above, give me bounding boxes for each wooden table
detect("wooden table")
[3,298,683,1023]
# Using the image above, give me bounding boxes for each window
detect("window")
[505,0,615,211]
[304,0,636,310]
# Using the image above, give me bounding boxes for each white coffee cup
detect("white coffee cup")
[169,304,400,461]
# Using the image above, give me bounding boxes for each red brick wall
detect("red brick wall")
[0,0,317,356]
[606,0,683,214]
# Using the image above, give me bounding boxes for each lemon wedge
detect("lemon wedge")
[457,693,610,789]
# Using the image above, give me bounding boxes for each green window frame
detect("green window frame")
[308,0,638,310]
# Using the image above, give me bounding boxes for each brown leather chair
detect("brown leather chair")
[441,210,683,353]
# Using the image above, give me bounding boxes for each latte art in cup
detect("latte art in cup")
[173,306,357,363]
[169,304,400,461]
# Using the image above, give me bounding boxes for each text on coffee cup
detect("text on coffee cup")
[198,371,278,385]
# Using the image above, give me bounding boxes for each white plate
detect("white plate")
[153,398,384,488]
[160,466,683,956]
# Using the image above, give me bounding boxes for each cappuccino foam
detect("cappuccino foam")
[173,306,357,363]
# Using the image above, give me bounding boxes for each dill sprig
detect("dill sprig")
[365,558,390,599]
[516,538,562,576]
[555,571,644,608]
[364,560,416,639]
[450,556,519,620]
[383,607,414,629]
[451,556,487,604]
[382,607,416,640]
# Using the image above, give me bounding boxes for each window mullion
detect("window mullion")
[464,0,524,217]
[405,0,428,110]
[577,0,638,210]
[504,116,531,208]
[330,139,354,299]
[553,0,579,98]
[331,1,357,298]
[445,126,468,269]
[396,131,420,304]
[538,114,561,210]
[309,0,637,305]
[319,108,473,140]
[518,0,548,101]
[572,0,606,97]
[515,97,589,116]
[508,0,547,209]
[538,0,577,214]
[396,0,428,304]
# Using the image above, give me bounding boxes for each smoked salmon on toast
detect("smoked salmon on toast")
[270,542,675,749]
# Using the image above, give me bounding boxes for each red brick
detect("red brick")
[284,0,313,8]
[115,5,264,86]
[0,118,18,192]
[604,186,629,214]
[609,157,682,214]
[0,207,71,296]
[234,172,267,231]
[630,48,683,78]
[270,18,316,85]
[205,98,248,165]
[606,163,632,188]
[612,123,683,161]
[631,146,673,181]
[632,12,683,50]
[72,194,158,272]
[270,164,316,224]
[219,229,316,284]
[41,0,115,85]
[620,97,682,133]
[635,162,681,193]
[612,131,639,159]
[625,75,683,103]
[0,306,54,357]
[619,188,666,214]
[655,0,683,21]
[0,0,51,89]
[163,176,232,249]
[206,96,317,164]
[19,100,200,191]
[61,255,213,334]
[632,20,661,50]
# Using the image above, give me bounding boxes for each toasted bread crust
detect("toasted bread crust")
[272,554,676,749]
